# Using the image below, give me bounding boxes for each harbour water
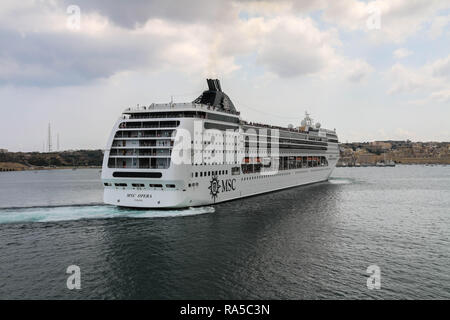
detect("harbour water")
[0,166,449,299]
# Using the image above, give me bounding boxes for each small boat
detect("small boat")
[385,160,396,167]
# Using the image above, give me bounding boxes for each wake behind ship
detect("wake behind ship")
[101,79,339,208]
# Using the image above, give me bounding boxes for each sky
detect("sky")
[0,0,449,152]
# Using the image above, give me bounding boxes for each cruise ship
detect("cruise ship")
[101,79,339,208]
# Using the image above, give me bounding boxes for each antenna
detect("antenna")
[48,123,52,152]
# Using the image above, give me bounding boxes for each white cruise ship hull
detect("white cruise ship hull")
[101,79,340,209]
[103,160,337,208]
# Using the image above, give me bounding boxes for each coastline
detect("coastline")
[0,162,101,172]
[0,150,104,172]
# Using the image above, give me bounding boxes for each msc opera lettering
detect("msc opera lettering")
[127,194,151,198]
[209,176,236,202]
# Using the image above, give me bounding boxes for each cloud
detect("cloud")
[60,0,238,28]
[0,0,375,86]
[320,0,450,43]
[393,48,413,59]
[429,55,450,79]
[430,89,450,102]
[428,14,450,39]
[387,64,426,94]
[0,28,162,86]
[0,3,242,86]
[387,54,450,102]
[238,0,450,43]
[345,59,374,82]
[254,16,341,77]
[0,1,242,86]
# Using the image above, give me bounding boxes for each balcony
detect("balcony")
[118,120,180,129]
[109,148,172,157]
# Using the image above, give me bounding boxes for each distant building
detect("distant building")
[371,141,392,150]
[0,149,8,153]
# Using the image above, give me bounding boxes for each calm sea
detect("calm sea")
[0,166,449,299]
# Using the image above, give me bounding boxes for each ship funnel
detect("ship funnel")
[215,79,222,92]
[193,79,236,112]
[207,79,215,91]
[206,79,223,92]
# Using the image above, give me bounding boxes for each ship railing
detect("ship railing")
[109,165,169,169]
[124,102,240,116]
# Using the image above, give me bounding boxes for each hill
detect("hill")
[339,141,450,166]
[0,150,104,171]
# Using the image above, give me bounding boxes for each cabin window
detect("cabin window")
[132,183,145,187]
[166,184,176,188]
[150,184,163,188]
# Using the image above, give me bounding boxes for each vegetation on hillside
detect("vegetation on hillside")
[0,150,103,168]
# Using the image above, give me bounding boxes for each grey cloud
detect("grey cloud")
[255,17,334,78]
[0,30,163,86]
[258,48,325,78]
[0,0,375,86]
[60,0,237,28]
[431,56,450,78]
[0,0,241,86]
[347,72,365,83]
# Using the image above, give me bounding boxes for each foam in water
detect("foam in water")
[328,178,353,185]
[0,205,215,224]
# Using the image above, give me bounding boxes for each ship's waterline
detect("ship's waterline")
[101,79,339,208]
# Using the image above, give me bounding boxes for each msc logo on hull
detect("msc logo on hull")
[208,175,236,202]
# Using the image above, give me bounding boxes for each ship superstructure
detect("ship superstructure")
[101,79,339,208]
